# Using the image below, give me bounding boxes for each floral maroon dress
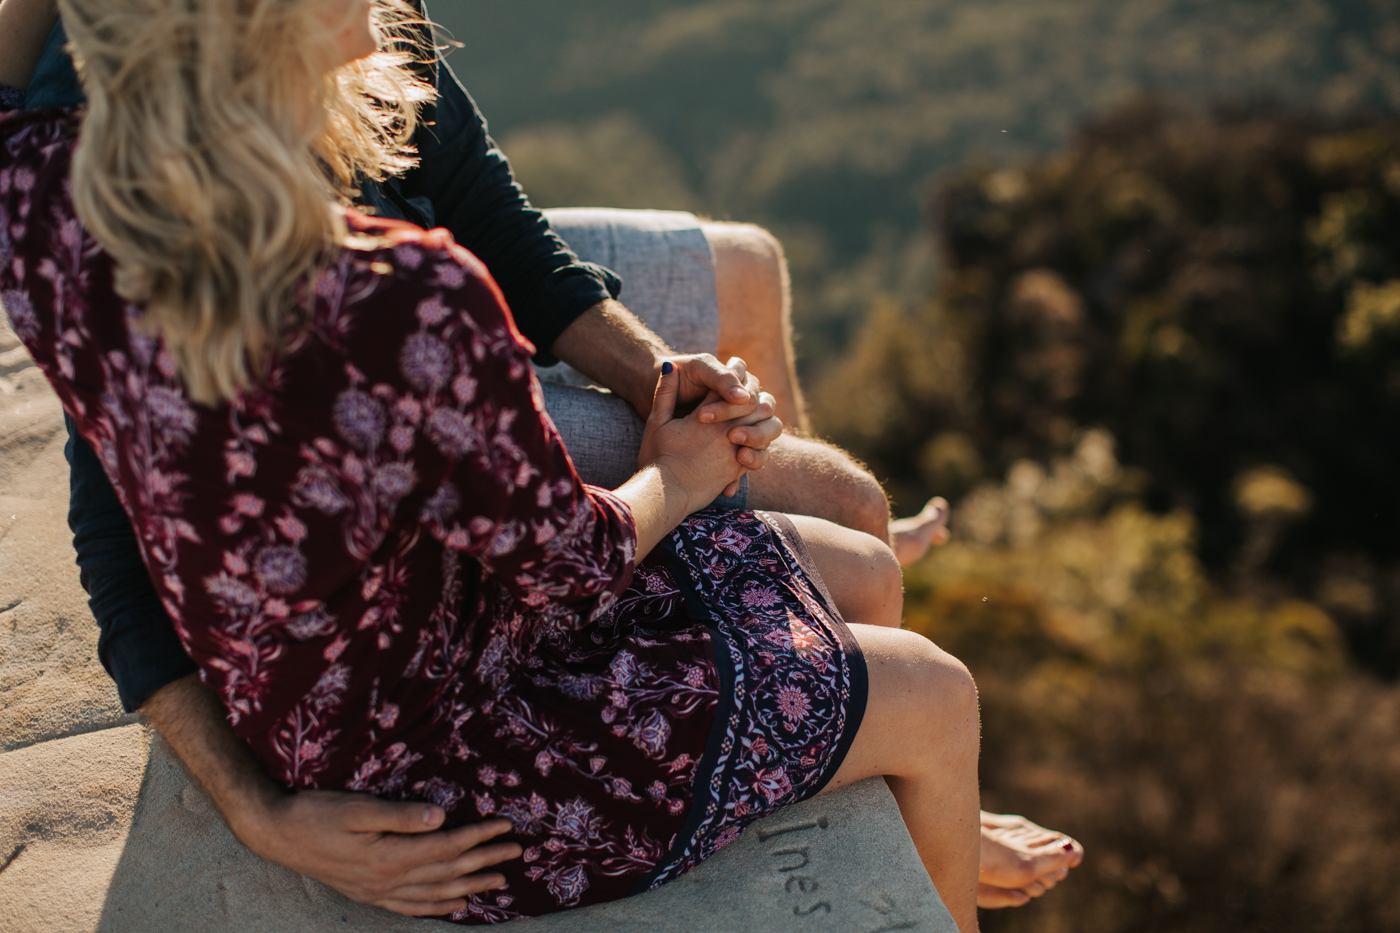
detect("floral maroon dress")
[0,106,866,922]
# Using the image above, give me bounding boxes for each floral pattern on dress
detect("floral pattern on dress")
[640,509,867,889]
[0,106,866,924]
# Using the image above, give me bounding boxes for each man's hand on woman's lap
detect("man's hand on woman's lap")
[246,793,521,917]
[143,675,521,918]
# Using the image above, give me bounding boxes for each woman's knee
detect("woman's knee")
[898,636,980,761]
[837,626,979,784]
[787,514,902,628]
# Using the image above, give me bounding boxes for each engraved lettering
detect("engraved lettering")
[757,815,830,842]
[772,846,810,872]
[794,901,832,916]
[785,876,820,894]
[859,893,918,932]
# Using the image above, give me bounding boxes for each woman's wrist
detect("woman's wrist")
[615,461,696,561]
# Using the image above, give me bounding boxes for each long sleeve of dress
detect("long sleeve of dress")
[5,87,193,712]
[26,6,622,711]
[367,226,638,617]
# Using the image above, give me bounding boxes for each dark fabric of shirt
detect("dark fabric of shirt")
[31,6,621,712]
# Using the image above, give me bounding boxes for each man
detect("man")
[0,0,1079,916]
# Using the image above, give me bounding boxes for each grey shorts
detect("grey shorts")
[537,208,748,509]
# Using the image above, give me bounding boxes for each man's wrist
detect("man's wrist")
[548,300,673,417]
[140,673,286,856]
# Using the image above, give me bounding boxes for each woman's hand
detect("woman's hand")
[637,361,781,512]
[618,362,783,561]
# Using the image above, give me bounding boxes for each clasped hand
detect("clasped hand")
[637,355,783,508]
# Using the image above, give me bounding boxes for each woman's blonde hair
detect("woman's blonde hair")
[57,0,436,404]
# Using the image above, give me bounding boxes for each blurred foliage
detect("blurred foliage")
[899,434,1400,932]
[495,112,700,212]
[814,100,1400,676]
[437,0,1400,371]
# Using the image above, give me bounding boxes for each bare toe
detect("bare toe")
[890,497,951,565]
[979,812,1083,892]
[977,883,1031,910]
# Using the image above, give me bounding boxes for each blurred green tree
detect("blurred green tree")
[815,100,1400,675]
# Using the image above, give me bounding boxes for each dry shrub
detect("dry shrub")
[901,435,1400,931]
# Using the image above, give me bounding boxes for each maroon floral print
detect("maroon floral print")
[0,105,865,924]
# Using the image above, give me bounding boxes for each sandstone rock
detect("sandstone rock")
[89,735,953,933]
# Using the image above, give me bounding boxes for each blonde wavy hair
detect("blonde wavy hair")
[58,0,436,404]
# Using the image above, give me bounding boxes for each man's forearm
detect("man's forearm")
[548,299,671,417]
[141,674,282,846]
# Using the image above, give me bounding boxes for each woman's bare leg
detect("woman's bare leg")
[784,516,980,932]
[786,514,904,629]
[785,515,1082,922]
[829,622,982,932]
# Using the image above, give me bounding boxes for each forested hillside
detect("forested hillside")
[435,0,1400,367]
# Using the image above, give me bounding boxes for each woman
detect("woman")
[0,0,984,928]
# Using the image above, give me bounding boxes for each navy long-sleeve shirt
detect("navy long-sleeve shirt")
[34,8,622,711]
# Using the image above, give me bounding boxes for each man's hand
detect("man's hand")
[670,354,781,473]
[143,675,522,918]
[548,303,783,467]
[242,794,520,917]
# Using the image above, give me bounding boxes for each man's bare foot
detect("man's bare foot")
[891,496,951,565]
[978,811,1084,909]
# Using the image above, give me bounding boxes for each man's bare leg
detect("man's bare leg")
[747,433,893,540]
[705,222,808,434]
[705,222,952,565]
[891,496,951,563]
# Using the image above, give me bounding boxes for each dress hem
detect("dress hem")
[630,509,869,894]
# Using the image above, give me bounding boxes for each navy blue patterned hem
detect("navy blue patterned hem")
[637,509,867,892]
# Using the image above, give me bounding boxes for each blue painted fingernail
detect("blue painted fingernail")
[661,361,674,375]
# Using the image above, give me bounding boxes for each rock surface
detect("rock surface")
[0,314,956,933]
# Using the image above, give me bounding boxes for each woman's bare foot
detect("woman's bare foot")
[891,496,951,565]
[977,812,1083,908]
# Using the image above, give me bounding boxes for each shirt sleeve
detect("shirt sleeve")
[398,59,622,366]
[65,416,198,712]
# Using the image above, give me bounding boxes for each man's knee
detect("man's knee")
[846,469,892,541]
[751,434,892,538]
[703,222,786,273]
